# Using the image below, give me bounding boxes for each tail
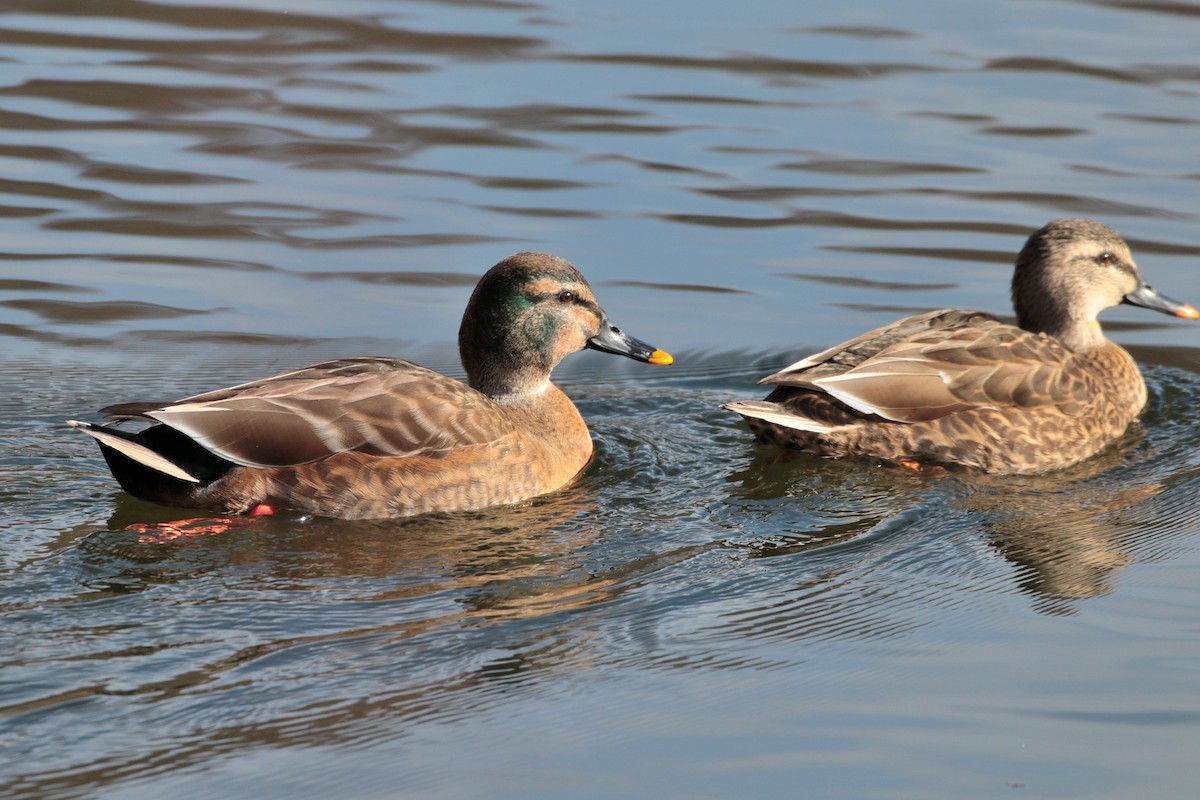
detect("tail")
[68,420,201,483]
[721,400,844,434]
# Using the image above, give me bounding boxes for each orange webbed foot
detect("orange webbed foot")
[126,516,261,543]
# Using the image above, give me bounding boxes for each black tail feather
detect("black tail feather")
[77,422,236,507]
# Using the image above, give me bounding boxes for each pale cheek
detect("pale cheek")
[1090,292,1124,318]
[555,327,589,361]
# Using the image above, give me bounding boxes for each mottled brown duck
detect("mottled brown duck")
[724,218,1198,474]
[70,252,673,519]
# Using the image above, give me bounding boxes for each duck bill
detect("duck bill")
[586,317,673,365]
[1123,282,1200,319]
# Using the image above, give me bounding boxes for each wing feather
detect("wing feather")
[121,357,514,468]
[756,310,1092,424]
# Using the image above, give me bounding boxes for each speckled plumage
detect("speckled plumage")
[724,219,1198,474]
[70,253,672,519]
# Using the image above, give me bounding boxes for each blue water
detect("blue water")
[3,1,1200,798]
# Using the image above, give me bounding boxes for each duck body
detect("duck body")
[71,253,672,519]
[733,309,1148,473]
[80,357,594,519]
[725,219,1197,474]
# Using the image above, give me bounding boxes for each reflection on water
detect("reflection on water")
[4,0,1200,798]
[962,452,1160,604]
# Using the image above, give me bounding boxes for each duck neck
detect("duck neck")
[477,373,553,404]
[1024,314,1107,353]
[463,360,549,399]
[459,298,560,400]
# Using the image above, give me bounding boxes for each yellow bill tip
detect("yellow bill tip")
[649,349,674,366]
[1177,304,1200,320]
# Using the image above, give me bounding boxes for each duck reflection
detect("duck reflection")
[957,441,1161,604]
[723,429,1173,606]
[83,486,616,623]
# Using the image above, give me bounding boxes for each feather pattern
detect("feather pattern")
[137,358,512,467]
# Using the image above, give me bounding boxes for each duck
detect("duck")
[723,218,1197,474]
[69,252,673,519]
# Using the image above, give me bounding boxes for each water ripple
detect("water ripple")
[4,0,1200,796]
[563,52,943,80]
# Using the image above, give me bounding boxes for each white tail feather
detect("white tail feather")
[721,401,842,434]
[67,421,202,483]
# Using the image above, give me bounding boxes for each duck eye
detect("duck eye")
[1097,252,1114,264]
[557,290,576,304]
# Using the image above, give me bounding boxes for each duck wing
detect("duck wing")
[759,309,987,381]
[102,357,515,468]
[758,310,1092,423]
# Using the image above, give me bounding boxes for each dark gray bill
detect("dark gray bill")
[586,316,673,365]
[1123,282,1199,319]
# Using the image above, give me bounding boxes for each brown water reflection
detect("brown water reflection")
[95,491,615,619]
[965,451,1161,603]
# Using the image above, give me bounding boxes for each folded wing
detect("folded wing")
[105,357,514,468]
[758,310,1094,423]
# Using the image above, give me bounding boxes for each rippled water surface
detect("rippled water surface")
[4,1,1200,797]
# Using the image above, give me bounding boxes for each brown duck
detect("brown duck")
[70,252,672,519]
[724,218,1198,474]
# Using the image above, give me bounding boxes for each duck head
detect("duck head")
[1012,218,1197,352]
[459,252,671,397]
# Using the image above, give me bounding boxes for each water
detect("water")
[3,1,1200,797]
